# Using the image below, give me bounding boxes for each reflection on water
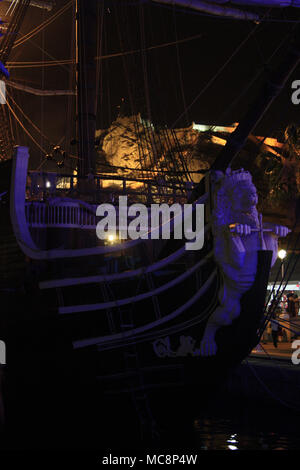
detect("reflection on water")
[193,403,300,450]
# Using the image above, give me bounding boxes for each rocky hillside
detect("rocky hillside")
[95,114,213,183]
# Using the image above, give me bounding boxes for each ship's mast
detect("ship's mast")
[76,0,98,177]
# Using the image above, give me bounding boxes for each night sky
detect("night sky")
[2,0,300,167]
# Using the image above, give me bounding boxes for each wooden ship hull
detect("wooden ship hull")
[0,145,274,446]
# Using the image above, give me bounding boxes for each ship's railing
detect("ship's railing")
[13,146,210,260]
[25,201,98,228]
[26,171,196,204]
[25,200,200,230]
[24,170,199,229]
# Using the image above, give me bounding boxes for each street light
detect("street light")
[278,249,287,260]
[278,249,287,279]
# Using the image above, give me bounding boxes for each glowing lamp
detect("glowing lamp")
[278,249,287,260]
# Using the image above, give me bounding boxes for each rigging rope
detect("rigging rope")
[64,0,76,155]
[172,2,189,127]
[39,6,45,166]
[6,88,52,145]
[5,94,47,155]
[12,0,73,49]
[6,33,204,68]
[171,9,270,128]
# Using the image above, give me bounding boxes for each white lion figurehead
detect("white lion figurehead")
[212,168,258,230]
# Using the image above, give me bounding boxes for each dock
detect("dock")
[224,341,300,408]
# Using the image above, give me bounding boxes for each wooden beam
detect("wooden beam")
[218,1,300,7]
[6,80,75,96]
[151,0,259,21]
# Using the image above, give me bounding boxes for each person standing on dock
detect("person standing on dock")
[293,294,299,317]
[287,293,298,318]
[270,311,279,348]
[279,310,291,343]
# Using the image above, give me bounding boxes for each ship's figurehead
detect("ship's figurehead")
[200,168,290,357]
